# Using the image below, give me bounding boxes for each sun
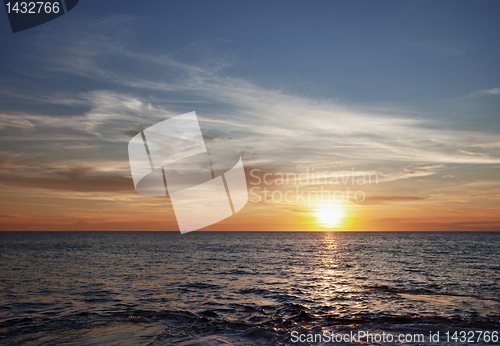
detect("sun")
[314,204,345,228]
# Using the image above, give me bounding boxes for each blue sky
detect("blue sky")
[2,1,500,104]
[0,1,499,231]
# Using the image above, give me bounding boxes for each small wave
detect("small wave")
[180,282,221,290]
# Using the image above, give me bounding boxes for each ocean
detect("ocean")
[0,231,499,345]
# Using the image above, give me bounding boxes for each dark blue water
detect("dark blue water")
[1,231,499,345]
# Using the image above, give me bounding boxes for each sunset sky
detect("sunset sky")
[0,1,499,231]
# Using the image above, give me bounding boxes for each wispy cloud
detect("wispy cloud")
[363,195,430,205]
[0,167,133,193]
[2,22,500,189]
[476,88,500,96]
[381,164,443,182]
[0,114,35,130]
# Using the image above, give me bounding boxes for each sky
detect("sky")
[0,0,499,231]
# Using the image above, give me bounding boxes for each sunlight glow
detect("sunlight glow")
[315,204,345,228]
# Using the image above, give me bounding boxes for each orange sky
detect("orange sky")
[1,163,499,232]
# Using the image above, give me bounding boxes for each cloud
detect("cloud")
[34,15,137,79]
[0,17,499,201]
[71,219,92,230]
[381,164,443,182]
[363,195,429,205]
[0,114,35,130]
[0,166,133,193]
[17,19,498,168]
[3,66,500,183]
[369,217,500,231]
[0,89,176,147]
[477,88,500,96]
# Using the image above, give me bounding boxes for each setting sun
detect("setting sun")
[314,204,345,228]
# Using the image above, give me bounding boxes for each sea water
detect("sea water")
[1,231,499,345]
